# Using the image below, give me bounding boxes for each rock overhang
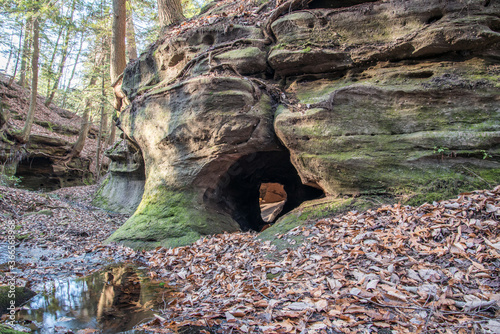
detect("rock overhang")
[100,0,500,248]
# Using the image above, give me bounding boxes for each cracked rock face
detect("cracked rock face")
[102,0,500,249]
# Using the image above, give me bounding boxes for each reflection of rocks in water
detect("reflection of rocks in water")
[97,266,144,332]
[14,263,167,334]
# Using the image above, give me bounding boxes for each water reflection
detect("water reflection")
[15,264,170,333]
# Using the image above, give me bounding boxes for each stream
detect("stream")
[11,264,172,333]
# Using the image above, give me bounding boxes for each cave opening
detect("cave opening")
[308,0,378,9]
[204,151,324,232]
[15,157,60,191]
[259,182,287,223]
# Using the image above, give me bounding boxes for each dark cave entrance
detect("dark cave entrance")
[308,0,378,9]
[15,157,62,191]
[205,151,324,232]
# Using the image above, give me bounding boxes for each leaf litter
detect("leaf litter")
[0,185,131,289]
[1,185,499,333]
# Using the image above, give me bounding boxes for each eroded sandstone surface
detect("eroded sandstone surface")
[100,0,500,248]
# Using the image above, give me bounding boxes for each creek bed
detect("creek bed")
[12,264,172,333]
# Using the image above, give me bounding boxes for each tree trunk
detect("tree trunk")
[18,18,32,87]
[67,43,102,159]
[45,0,77,107]
[61,30,85,109]
[95,106,108,178]
[110,0,127,111]
[8,26,25,86]
[45,26,64,98]
[67,97,91,159]
[110,0,127,82]
[157,0,185,27]
[96,57,108,178]
[20,17,40,143]
[106,118,117,147]
[126,0,138,61]
[0,96,6,130]
[4,35,14,73]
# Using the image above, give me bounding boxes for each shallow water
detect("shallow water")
[14,264,171,333]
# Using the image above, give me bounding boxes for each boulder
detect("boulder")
[269,0,500,76]
[106,75,282,248]
[102,0,500,248]
[275,61,500,198]
[92,139,145,214]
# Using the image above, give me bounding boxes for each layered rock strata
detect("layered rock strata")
[102,0,500,248]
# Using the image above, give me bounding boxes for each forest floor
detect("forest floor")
[0,184,499,333]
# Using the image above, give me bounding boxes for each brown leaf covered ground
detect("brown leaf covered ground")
[135,186,500,334]
[0,185,130,289]
[1,185,499,333]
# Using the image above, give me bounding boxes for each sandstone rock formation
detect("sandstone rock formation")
[93,139,145,214]
[0,78,96,191]
[102,0,500,249]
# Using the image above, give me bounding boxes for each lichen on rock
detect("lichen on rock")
[101,0,500,249]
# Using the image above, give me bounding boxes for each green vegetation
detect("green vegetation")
[0,325,27,334]
[91,175,111,208]
[433,146,451,160]
[260,196,378,253]
[0,174,22,187]
[15,233,30,240]
[481,149,492,160]
[106,186,239,249]
[0,286,36,314]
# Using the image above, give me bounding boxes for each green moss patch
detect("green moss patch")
[106,186,239,250]
[390,164,500,206]
[0,324,27,334]
[0,286,36,314]
[260,196,383,254]
[215,47,263,60]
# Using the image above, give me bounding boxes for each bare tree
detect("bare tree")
[61,30,85,108]
[8,26,25,86]
[45,25,64,98]
[45,0,77,107]
[67,97,91,159]
[18,17,32,87]
[126,0,138,61]
[20,16,40,143]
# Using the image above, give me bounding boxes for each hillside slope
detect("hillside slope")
[0,74,106,190]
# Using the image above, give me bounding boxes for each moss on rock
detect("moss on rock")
[92,173,144,214]
[0,286,36,314]
[106,186,239,249]
[111,0,500,249]
[260,196,384,254]
[0,324,27,334]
